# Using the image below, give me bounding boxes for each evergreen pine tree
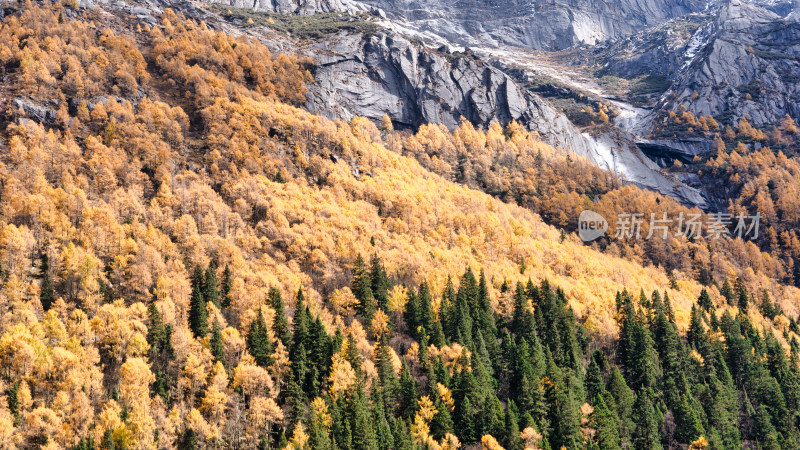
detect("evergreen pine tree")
[511,282,537,345]
[753,404,781,450]
[286,379,306,432]
[591,394,620,450]
[188,283,208,338]
[607,367,635,447]
[585,353,605,402]
[374,336,397,410]
[350,386,378,449]
[719,279,735,306]
[248,310,273,368]
[688,305,705,349]
[39,252,54,311]
[632,390,662,450]
[210,320,225,365]
[542,355,581,450]
[698,288,713,312]
[309,403,333,450]
[372,398,393,450]
[624,308,659,393]
[180,428,198,450]
[674,394,705,444]
[7,382,19,419]
[268,287,291,347]
[203,261,221,307]
[760,290,778,320]
[352,254,376,318]
[403,289,419,339]
[430,397,455,439]
[147,301,171,357]
[476,270,496,337]
[191,265,205,292]
[481,395,506,441]
[456,396,477,444]
[737,288,749,311]
[418,282,435,340]
[221,264,233,308]
[398,362,418,419]
[390,416,413,450]
[292,288,309,353]
[153,367,169,404]
[369,254,391,312]
[504,401,523,450]
[101,429,116,450]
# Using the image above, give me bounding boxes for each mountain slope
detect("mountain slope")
[665,0,800,128]
[206,0,710,50]
[1,3,800,450]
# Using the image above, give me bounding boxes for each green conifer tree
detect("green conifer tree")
[39,252,54,311]
[268,287,291,347]
[591,394,620,450]
[221,264,233,308]
[188,283,208,338]
[698,288,713,312]
[210,320,225,365]
[352,255,376,318]
[247,310,273,368]
[203,261,220,308]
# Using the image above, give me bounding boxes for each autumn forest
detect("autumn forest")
[2,2,800,450]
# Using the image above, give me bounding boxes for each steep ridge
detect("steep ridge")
[201,0,800,211]
[304,32,596,156]
[302,31,710,206]
[593,13,715,82]
[597,1,800,132]
[204,0,710,50]
[662,0,800,128]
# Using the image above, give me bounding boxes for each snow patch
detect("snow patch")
[682,21,713,69]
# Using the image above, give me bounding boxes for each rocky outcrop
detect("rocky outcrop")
[200,0,709,50]
[595,14,714,81]
[12,99,58,124]
[201,0,365,14]
[368,0,709,50]
[304,32,709,207]
[306,32,597,155]
[658,0,800,128]
[582,130,709,207]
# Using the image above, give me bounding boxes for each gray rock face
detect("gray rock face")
[201,0,710,50]
[596,14,714,81]
[364,0,709,50]
[581,130,709,208]
[202,0,377,14]
[305,32,709,207]
[659,0,800,128]
[12,99,57,124]
[306,32,596,155]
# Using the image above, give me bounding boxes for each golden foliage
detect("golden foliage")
[437,382,455,411]
[481,434,506,450]
[288,422,310,450]
[521,427,543,450]
[418,395,437,422]
[689,436,709,450]
[328,353,356,400]
[0,4,797,446]
[387,285,409,314]
[370,309,391,338]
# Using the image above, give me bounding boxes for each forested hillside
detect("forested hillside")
[1,2,800,449]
